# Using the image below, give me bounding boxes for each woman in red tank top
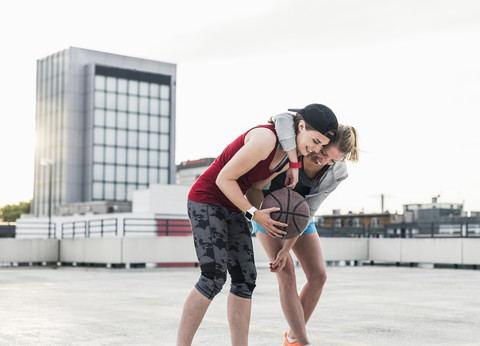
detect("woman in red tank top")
[177,104,338,346]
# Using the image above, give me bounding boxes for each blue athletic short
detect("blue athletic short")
[251,220,316,236]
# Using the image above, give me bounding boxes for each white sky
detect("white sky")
[1,0,480,216]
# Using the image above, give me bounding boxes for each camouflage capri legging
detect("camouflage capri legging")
[187,199,257,300]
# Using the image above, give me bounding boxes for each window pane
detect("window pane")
[106,77,116,92]
[150,116,159,131]
[160,151,169,166]
[127,167,137,183]
[160,117,169,132]
[127,149,137,165]
[139,115,149,131]
[127,184,136,200]
[105,147,115,163]
[149,168,158,184]
[105,183,114,199]
[117,112,127,129]
[116,165,126,182]
[150,83,159,97]
[106,93,116,109]
[149,98,159,115]
[93,146,104,162]
[138,150,148,166]
[106,111,116,127]
[139,97,149,113]
[93,182,103,200]
[160,100,169,116]
[105,129,116,145]
[118,79,127,93]
[117,148,126,165]
[128,80,138,94]
[160,85,170,99]
[116,184,126,200]
[149,151,158,166]
[138,167,148,183]
[94,109,105,126]
[117,130,127,147]
[95,91,105,108]
[128,131,138,147]
[128,96,138,112]
[118,94,127,111]
[105,164,115,181]
[139,82,149,96]
[160,134,169,149]
[94,127,104,145]
[128,113,138,130]
[139,133,148,149]
[159,168,169,184]
[95,75,105,90]
[93,164,103,180]
[149,133,159,149]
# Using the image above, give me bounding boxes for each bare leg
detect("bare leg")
[176,287,212,346]
[227,293,252,346]
[287,233,327,340]
[257,232,310,346]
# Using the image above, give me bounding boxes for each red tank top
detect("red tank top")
[188,125,280,211]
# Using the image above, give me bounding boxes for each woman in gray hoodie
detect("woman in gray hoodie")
[249,112,359,346]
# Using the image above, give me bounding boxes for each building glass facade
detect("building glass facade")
[91,66,172,201]
[32,48,176,217]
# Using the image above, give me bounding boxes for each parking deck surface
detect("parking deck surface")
[1,264,479,345]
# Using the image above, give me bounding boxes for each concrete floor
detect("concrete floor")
[0,264,479,345]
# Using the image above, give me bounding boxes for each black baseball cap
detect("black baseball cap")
[288,104,338,140]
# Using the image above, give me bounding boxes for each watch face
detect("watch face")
[245,212,253,221]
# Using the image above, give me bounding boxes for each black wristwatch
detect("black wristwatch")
[245,206,257,221]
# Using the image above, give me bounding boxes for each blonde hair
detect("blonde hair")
[329,124,359,162]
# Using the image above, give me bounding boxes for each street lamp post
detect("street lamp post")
[40,158,54,238]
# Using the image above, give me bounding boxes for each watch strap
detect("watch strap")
[245,206,257,221]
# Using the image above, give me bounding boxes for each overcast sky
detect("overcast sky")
[1,0,480,216]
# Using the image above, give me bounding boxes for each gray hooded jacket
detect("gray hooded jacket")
[272,112,348,221]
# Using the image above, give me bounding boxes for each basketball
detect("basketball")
[261,187,310,239]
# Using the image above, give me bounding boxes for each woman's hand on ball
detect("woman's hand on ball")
[254,208,287,238]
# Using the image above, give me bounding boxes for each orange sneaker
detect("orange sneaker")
[282,332,299,346]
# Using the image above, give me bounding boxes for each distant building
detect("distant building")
[176,158,215,186]
[403,197,464,223]
[319,211,403,229]
[32,47,177,217]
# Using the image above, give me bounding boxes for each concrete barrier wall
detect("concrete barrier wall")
[401,238,463,264]
[369,239,402,262]
[0,239,58,263]
[60,238,122,264]
[462,238,480,265]
[320,238,369,261]
[2,237,480,265]
[122,237,197,263]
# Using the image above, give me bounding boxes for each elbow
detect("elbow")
[215,171,228,191]
[215,175,223,189]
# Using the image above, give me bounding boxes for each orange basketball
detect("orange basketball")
[261,187,310,239]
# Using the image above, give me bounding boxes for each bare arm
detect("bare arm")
[216,127,287,237]
[269,237,300,272]
[274,112,299,188]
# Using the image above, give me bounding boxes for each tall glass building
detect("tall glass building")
[32,47,176,217]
